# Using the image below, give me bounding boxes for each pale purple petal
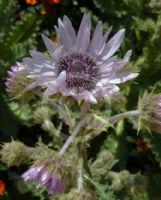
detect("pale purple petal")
[123,50,132,62]
[97,26,113,56]
[56,18,76,50]
[22,165,66,195]
[51,46,65,61]
[74,91,97,104]
[63,15,77,46]
[100,29,125,60]
[76,14,91,51]
[21,167,38,181]
[88,21,103,55]
[41,34,58,56]
[44,71,66,96]
[109,72,138,84]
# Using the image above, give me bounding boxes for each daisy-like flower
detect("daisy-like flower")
[23,14,138,103]
[138,93,161,133]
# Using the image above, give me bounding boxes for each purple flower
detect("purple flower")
[22,164,66,195]
[5,63,33,98]
[23,14,138,103]
[5,66,24,92]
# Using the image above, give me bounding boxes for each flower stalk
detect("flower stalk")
[90,110,140,129]
[59,114,90,155]
[77,157,83,191]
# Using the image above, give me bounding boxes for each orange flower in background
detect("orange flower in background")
[135,139,150,153]
[26,0,38,5]
[0,180,5,197]
[47,0,61,4]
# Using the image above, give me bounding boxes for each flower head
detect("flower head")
[5,64,38,101]
[138,92,161,133]
[5,66,24,94]
[22,164,66,195]
[23,14,138,103]
[5,65,29,96]
[22,154,75,195]
[0,140,29,167]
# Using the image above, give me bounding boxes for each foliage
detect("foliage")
[1,0,161,200]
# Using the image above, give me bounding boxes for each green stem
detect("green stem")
[59,114,90,155]
[90,110,140,129]
[77,157,83,191]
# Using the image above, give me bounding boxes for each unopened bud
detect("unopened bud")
[0,140,29,167]
[5,64,34,101]
[138,92,161,133]
[60,189,95,200]
[91,150,116,177]
[130,173,147,194]
[33,106,52,125]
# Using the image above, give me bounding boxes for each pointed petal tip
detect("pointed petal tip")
[41,33,49,41]
[120,28,125,33]
[127,49,132,54]
[124,49,132,61]
[63,15,70,21]
[82,13,91,22]
[58,18,63,26]
[116,28,126,37]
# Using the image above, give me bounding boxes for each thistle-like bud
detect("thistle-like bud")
[22,145,76,195]
[108,171,124,191]
[33,106,52,125]
[59,189,95,200]
[91,150,116,177]
[5,64,33,101]
[109,170,147,194]
[129,173,147,194]
[33,106,54,133]
[138,92,161,133]
[0,140,29,167]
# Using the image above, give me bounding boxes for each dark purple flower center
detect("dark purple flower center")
[57,52,98,91]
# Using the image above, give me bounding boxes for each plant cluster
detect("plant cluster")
[1,0,161,200]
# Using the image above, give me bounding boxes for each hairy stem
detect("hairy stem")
[77,157,83,191]
[108,110,140,123]
[90,110,140,129]
[59,114,90,155]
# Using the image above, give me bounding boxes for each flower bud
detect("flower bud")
[109,170,147,194]
[5,64,34,101]
[108,171,123,191]
[59,189,95,200]
[91,150,116,177]
[138,92,161,133]
[33,106,52,125]
[0,140,29,167]
[129,173,147,194]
